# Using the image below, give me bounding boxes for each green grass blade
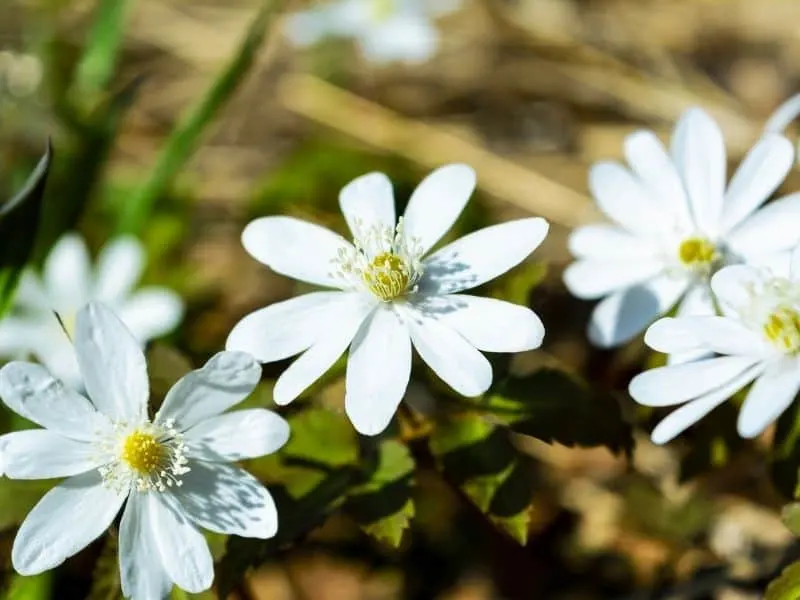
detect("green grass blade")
[117,0,286,235]
[71,0,132,103]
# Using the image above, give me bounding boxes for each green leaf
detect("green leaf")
[3,573,51,600]
[480,368,633,455]
[345,440,415,547]
[118,0,287,235]
[767,560,800,600]
[218,408,361,596]
[0,143,52,317]
[430,415,533,543]
[782,502,800,537]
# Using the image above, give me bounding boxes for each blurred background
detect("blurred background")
[3,0,800,599]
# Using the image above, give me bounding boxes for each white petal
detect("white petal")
[2,430,100,479]
[13,272,51,312]
[184,409,290,461]
[361,15,438,63]
[403,305,492,396]
[683,316,769,357]
[623,130,692,228]
[42,233,90,313]
[666,285,717,365]
[588,275,687,347]
[415,294,544,352]
[727,193,800,258]
[765,93,800,133]
[650,363,763,444]
[738,358,800,438]
[645,317,704,354]
[563,259,662,300]
[402,164,476,255]
[74,303,149,421]
[567,224,655,260]
[226,292,359,363]
[791,244,800,280]
[671,108,726,235]
[0,362,108,440]
[421,218,549,295]
[339,172,396,239]
[588,162,661,234]
[0,318,47,356]
[273,296,371,405]
[721,134,794,232]
[241,216,350,288]
[156,351,261,431]
[170,461,278,539]
[117,289,184,343]
[119,493,173,600]
[628,355,759,407]
[150,493,213,593]
[93,236,145,302]
[345,306,411,436]
[710,265,766,317]
[12,471,125,575]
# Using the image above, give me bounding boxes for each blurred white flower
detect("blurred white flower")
[629,248,800,444]
[284,0,461,64]
[564,108,799,354]
[0,302,288,597]
[227,164,548,435]
[0,233,184,389]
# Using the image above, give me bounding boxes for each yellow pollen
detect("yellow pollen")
[363,252,409,302]
[763,307,800,354]
[121,430,164,475]
[678,237,717,266]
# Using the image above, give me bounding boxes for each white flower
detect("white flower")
[0,233,184,389]
[284,0,461,64]
[564,108,800,355]
[0,302,289,598]
[629,247,800,444]
[226,164,548,435]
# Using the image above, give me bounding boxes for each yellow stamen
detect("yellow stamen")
[121,430,164,475]
[362,252,410,302]
[678,237,717,266]
[763,307,800,354]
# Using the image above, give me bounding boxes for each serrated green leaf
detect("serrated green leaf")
[0,143,52,317]
[345,440,415,547]
[767,560,800,600]
[219,408,362,596]
[480,368,633,455]
[430,415,533,543]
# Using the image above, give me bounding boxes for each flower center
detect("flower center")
[369,0,394,22]
[763,307,800,354]
[121,431,164,474]
[678,237,717,268]
[363,252,411,302]
[97,419,189,493]
[331,216,423,302]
